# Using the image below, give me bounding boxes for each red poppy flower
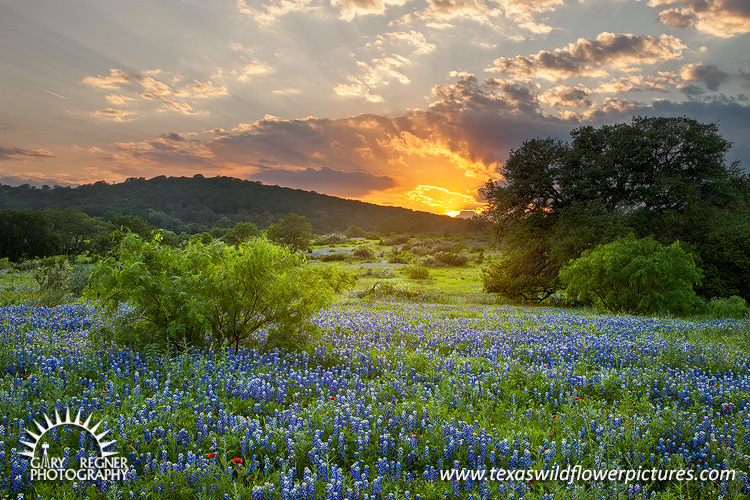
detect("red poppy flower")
[247,478,255,481]
[551,414,557,419]
[548,434,554,437]
[330,396,336,401]
[724,405,730,410]
[207,453,216,458]
[575,397,581,400]
[232,458,243,465]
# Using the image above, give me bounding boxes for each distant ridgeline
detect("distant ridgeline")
[0,175,460,234]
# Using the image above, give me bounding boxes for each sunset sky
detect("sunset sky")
[1,0,749,215]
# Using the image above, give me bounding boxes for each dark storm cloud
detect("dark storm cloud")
[681,63,729,91]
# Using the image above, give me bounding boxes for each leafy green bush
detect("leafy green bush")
[408,239,461,256]
[13,260,39,272]
[222,222,260,246]
[34,256,72,306]
[473,251,484,264]
[708,296,749,319]
[0,258,12,271]
[387,247,412,264]
[435,251,468,267]
[559,235,701,316]
[88,232,346,353]
[359,268,394,279]
[87,233,209,350]
[344,225,366,238]
[385,235,409,246]
[406,266,430,280]
[67,265,91,296]
[359,282,438,302]
[318,253,347,262]
[352,246,375,260]
[267,213,313,253]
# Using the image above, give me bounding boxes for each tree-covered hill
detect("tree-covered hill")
[0,175,460,234]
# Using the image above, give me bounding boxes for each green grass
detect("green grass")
[0,270,37,288]
[307,235,498,303]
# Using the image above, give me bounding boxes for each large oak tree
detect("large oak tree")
[482,116,750,301]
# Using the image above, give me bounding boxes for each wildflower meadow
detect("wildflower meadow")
[1,299,749,499]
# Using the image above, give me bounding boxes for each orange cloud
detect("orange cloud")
[331,0,409,20]
[83,69,227,116]
[404,185,481,211]
[82,69,142,89]
[93,108,136,122]
[393,0,562,33]
[236,0,315,26]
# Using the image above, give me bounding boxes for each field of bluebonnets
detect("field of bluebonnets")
[2,296,750,499]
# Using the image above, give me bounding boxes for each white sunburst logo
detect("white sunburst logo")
[20,408,128,482]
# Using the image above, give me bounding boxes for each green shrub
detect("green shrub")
[420,251,469,268]
[708,296,749,319]
[474,251,484,264]
[435,251,468,267]
[406,266,430,280]
[222,222,260,246]
[13,260,39,272]
[352,246,375,260]
[34,257,72,306]
[387,247,412,264]
[313,233,349,245]
[408,238,461,256]
[266,213,313,253]
[360,282,437,301]
[0,258,12,271]
[68,265,91,296]
[87,232,347,353]
[559,234,701,316]
[344,225,366,238]
[359,268,394,279]
[319,253,348,262]
[385,235,410,246]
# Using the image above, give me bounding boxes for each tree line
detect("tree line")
[0,175,459,235]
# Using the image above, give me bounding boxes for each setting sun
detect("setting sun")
[1,0,747,213]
